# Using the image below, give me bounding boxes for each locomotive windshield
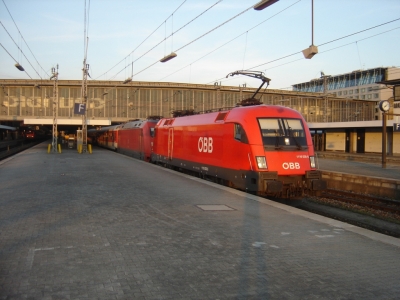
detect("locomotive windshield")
[258,118,308,151]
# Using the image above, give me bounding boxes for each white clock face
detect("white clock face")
[380,101,390,112]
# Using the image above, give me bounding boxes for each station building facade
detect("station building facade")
[0,75,399,155]
[292,67,400,155]
[292,67,399,110]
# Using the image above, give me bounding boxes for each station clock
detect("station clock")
[379,100,390,112]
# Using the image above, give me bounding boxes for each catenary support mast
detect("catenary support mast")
[51,65,59,152]
[81,59,89,153]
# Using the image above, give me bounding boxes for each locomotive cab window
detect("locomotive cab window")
[150,128,155,137]
[234,123,248,143]
[258,118,307,151]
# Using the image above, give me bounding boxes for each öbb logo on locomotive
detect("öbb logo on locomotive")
[282,162,301,170]
[198,137,213,153]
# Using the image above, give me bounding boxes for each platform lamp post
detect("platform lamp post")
[81,60,89,153]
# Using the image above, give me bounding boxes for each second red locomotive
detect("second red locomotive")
[118,118,159,162]
[89,117,159,162]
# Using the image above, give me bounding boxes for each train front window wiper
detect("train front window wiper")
[275,130,282,150]
[288,127,302,150]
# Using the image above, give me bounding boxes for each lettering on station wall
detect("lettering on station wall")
[2,97,107,109]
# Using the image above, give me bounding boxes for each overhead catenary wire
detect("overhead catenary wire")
[221,26,400,89]
[2,1,394,87]
[159,0,301,81]
[0,20,35,79]
[267,27,400,76]
[249,18,400,71]
[107,0,223,81]
[317,18,400,47]
[0,42,17,62]
[173,3,253,53]
[1,0,49,79]
[0,42,32,79]
[95,0,190,80]
[96,21,166,80]
[208,19,400,87]
[128,2,258,81]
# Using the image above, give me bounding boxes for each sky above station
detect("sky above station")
[1,0,400,90]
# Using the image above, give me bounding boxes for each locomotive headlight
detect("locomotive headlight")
[256,156,267,169]
[309,156,316,168]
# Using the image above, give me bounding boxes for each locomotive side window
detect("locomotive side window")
[258,118,307,150]
[150,128,155,137]
[234,124,248,143]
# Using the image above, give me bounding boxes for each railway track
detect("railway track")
[295,189,400,238]
[320,189,400,215]
[0,140,42,161]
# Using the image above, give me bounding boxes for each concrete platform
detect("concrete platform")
[1,143,400,299]
[317,151,400,167]
[316,151,400,179]
[316,152,400,199]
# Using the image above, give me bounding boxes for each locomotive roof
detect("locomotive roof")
[121,118,159,129]
[90,124,122,133]
[159,105,304,127]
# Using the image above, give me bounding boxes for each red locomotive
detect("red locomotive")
[89,117,159,161]
[151,104,326,198]
[118,117,159,161]
[151,70,326,198]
